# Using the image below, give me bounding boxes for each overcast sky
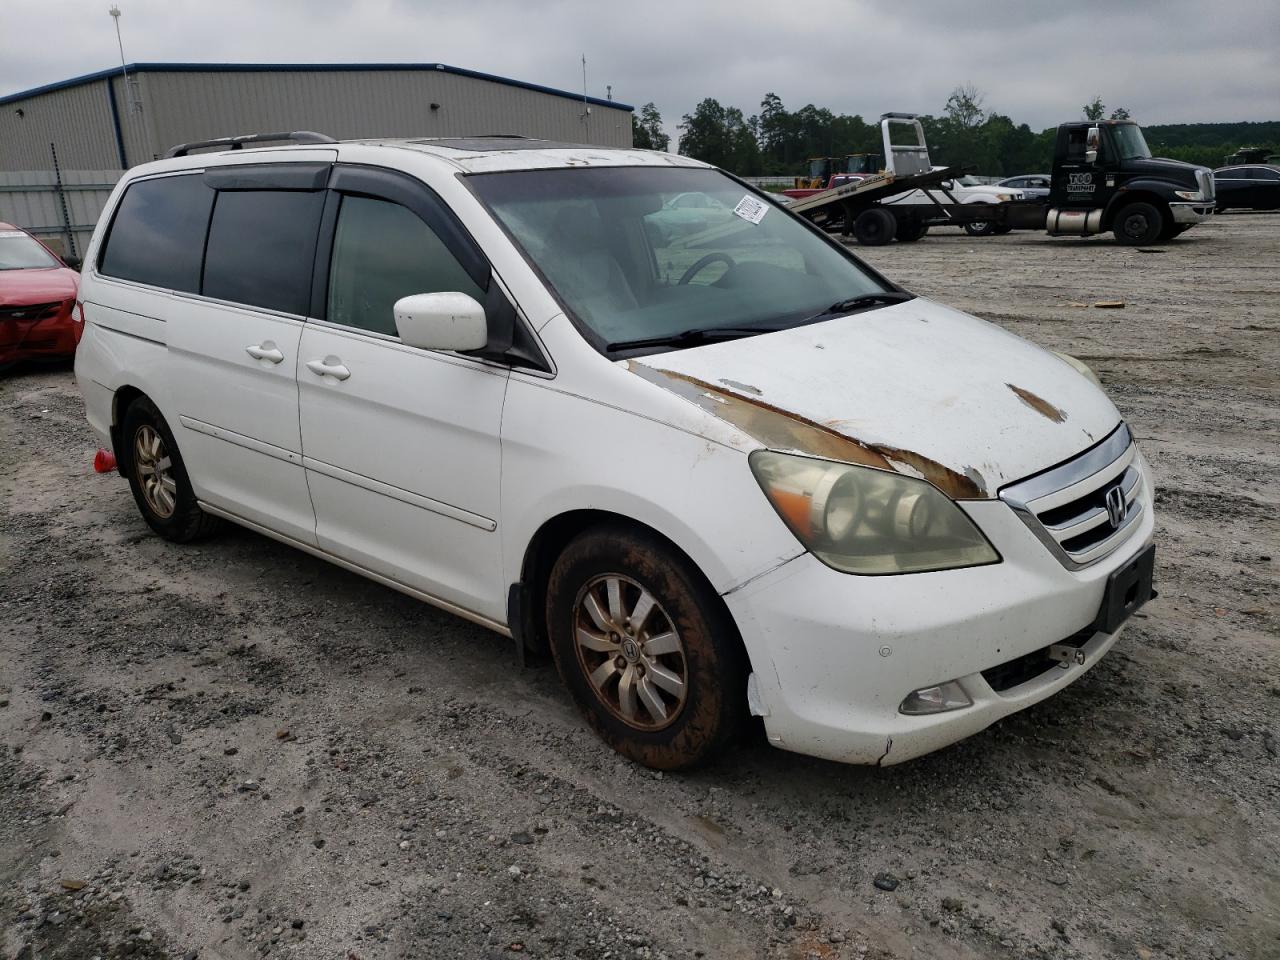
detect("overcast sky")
[3,0,1277,145]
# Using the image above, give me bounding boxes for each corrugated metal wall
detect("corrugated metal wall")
[0,170,123,257]
[1,67,633,172]
[0,80,126,170]
[143,69,633,153]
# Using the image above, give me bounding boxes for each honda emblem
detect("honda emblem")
[1104,484,1127,529]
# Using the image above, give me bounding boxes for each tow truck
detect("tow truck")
[787,114,1217,245]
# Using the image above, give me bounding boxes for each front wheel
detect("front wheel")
[546,525,748,770]
[121,397,222,543]
[1112,201,1165,245]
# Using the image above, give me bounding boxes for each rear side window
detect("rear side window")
[202,190,325,315]
[98,174,213,292]
[326,195,484,337]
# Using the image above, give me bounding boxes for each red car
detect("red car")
[0,222,81,372]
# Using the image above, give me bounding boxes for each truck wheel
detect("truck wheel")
[545,524,748,770]
[121,397,223,543]
[1113,202,1165,245]
[895,220,929,242]
[853,208,896,245]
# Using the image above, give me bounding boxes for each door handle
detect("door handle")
[246,342,285,364]
[306,356,351,381]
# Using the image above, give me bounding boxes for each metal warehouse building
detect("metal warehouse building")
[0,62,634,170]
[0,63,634,255]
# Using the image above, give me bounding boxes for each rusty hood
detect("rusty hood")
[627,297,1121,499]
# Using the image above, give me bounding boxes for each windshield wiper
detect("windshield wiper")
[806,290,915,322]
[607,325,780,353]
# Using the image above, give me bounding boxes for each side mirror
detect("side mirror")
[1085,126,1100,164]
[62,255,82,270]
[393,292,488,352]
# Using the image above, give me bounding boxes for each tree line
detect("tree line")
[629,89,1279,176]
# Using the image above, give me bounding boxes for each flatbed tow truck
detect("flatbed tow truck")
[786,113,1217,245]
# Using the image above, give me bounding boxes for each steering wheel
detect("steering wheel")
[678,253,737,286]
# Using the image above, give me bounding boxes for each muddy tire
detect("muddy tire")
[546,524,748,770]
[853,207,896,246]
[121,396,222,543]
[1113,201,1165,245]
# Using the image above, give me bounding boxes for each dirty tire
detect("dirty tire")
[895,220,929,242]
[1113,201,1165,245]
[853,207,896,246]
[546,524,748,771]
[121,396,222,543]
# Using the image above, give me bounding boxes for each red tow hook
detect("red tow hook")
[93,448,117,473]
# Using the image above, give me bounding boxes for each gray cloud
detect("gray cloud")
[4,0,1277,148]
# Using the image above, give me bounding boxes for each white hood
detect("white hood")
[629,297,1121,499]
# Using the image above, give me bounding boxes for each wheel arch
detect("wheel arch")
[1103,187,1172,228]
[511,509,753,669]
[109,384,150,475]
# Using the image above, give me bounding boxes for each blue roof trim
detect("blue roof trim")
[0,62,634,111]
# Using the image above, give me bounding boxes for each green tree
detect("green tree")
[677,99,759,172]
[1083,96,1106,120]
[1109,106,1131,121]
[631,102,670,151]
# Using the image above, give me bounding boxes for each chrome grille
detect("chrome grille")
[1000,424,1145,570]
[1196,168,1215,201]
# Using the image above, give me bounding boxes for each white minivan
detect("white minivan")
[74,133,1156,770]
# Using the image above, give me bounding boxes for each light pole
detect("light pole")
[108,6,137,116]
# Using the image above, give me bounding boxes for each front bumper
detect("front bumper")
[0,308,77,365]
[726,481,1155,765]
[1169,201,1215,224]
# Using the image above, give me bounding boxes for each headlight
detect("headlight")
[749,451,999,575]
[1174,189,1203,201]
[1054,351,1103,388]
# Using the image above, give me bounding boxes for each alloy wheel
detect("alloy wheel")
[133,424,177,519]
[573,574,689,730]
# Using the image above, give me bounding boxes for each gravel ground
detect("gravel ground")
[2,212,1277,960]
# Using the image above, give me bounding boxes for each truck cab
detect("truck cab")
[1047,120,1215,243]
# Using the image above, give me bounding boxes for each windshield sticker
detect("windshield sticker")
[733,195,769,225]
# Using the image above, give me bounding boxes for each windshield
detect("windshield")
[1110,124,1152,161]
[469,167,889,351]
[0,230,59,270]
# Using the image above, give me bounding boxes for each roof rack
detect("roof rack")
[164,131,336,159]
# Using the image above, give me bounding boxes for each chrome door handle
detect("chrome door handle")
[246,342,284,364]
[306,356,351,381]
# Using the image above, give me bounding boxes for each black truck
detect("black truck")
[789,116,1217,245]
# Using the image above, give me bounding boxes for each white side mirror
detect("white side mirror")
[393,292,488,352]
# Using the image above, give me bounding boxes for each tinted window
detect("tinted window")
[1215,169,1243,180]
[1259,168,1280,181]
[326,195,484,337]
[99,174,213,291]
[202,190,324,315]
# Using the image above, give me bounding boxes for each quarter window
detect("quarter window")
[98,174,213,292]
[326,195,484,337]
[202,190,324,315]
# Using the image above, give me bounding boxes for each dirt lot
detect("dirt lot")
[2,213,1277,960]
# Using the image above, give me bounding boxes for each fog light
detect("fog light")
[899,680,972,716]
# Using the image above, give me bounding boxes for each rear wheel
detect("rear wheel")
[1112,201,1165,245]
[121,397,222,543]
[546,525,748,770]
[894,220,929,242]
[852,207,896,245]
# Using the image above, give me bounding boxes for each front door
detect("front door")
[297,170,509,623]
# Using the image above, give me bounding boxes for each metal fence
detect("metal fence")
[0,168,123,259]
